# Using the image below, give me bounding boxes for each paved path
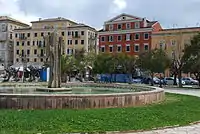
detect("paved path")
[121,88,200,134]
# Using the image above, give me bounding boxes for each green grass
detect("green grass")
[0,93,200,134]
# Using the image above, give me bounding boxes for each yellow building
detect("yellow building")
[152,27,200,59]
[0,16,29,68]
[13,17,97,66]
[152,27,200,76]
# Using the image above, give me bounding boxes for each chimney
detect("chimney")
[143,17,147,27]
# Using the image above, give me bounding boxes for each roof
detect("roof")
[68,23,96,31]
[106,13,143,23]
[159,27,200,31]
[31,17,77,24]
[147,21,158,27]
[0,16,29,27]
[14,27,32,31]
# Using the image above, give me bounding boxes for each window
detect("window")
[135,33,140,40]
[134,44,140,52]
[16,50,19,55]
[22,42,24,46]
[62,32,65,36]
[27,41,30,46]
[101,36,105,42]
[101,46,105,52]
[68,31,71,36]
[16,42,19,46]
[144,33,149,40]
[41,32,44,36]
[27,58,30,62]
[70,40,72,45]
[109,25,113,30]
[122,16,126,20]
[48,32,50,35]
[117,35,122,41]
[81,31,84,35]
[21,50,24,57]
[109,36,113,42]
[15,33,18,38]
[126,23,131,29]
[109,45,113,53]
[68,40,70,45]
[117,45,122,52]
[172,50,175,58]
[34,58,37,62]
[160,40,165,49]
[126,34,131,41]
[81,40,84,45]
[144,43,149,51]
[135,22,140,28]
[75,40,78,45]
[10,34,12,39]
[126,44,130,52]
[10,25,12,30]
[41,58,43,62]
[27,33,30,37]
[118,24,122,30]
[171,40,176,45]
[27,49,30,55]
[16,58,19,62]
[34,33,37,37]
[34,49,37,55]
[33,41,35,46]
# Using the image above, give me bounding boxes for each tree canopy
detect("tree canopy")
[182,32,200,85]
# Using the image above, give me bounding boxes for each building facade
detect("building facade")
[152,27,200,59]
[152,27,200,77]
[98,13,162,56]
[13,17,97,66]
[0,16,29,68]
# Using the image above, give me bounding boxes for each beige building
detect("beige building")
[13,17,97,66]
[0,16,29,68]
[152,27,200,76]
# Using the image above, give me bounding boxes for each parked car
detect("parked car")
[153,77,167,85]
[132,76,143,84]
[164,77,185,85]
[182,77,199,85]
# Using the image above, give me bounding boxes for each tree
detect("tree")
[182,33,200,86]
[137,49,171,86]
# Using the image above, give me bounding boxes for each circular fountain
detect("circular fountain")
[0,82,164,109]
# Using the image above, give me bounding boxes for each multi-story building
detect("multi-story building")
[66,24,97,55]
[0,16,29,68]
[13,17,97,66]
[152,27,200,76]
[152,27,200,59]
[98,13,162,56]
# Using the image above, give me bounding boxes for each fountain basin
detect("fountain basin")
[0,83,165,109]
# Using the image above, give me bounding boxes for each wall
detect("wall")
[0,86,164,109]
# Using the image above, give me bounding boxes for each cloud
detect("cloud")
[0,0,200,29]
[0,0,38,25]
[111,0,127,14]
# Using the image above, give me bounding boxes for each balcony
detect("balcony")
[72,34,81,38]
[19,36,27,40]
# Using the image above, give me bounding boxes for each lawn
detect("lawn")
[0,93,200,134]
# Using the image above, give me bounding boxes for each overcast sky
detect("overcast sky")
[1,0,200,29]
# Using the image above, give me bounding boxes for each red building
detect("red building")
[98,13,162,56]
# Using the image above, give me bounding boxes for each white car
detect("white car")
[164,77,185,85]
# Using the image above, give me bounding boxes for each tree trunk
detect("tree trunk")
[159,73,162,88]
[151,72,154,86]
[173,74,177,85]
[178,70,182,88]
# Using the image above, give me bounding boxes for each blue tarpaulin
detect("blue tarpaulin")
[98,74,132,83]
[40,68,47,81]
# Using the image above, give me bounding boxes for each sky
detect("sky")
[1,0,200,29]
